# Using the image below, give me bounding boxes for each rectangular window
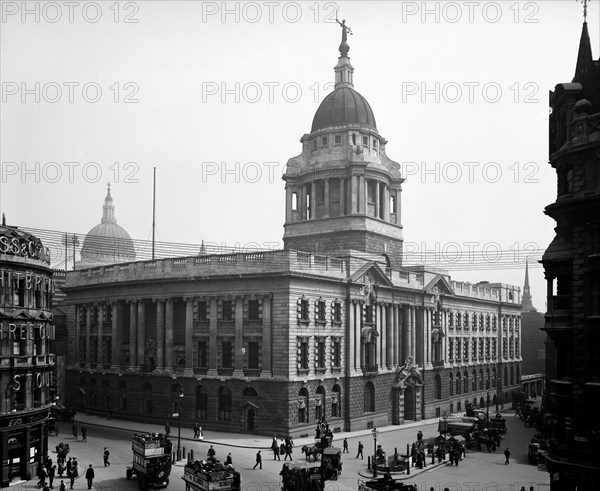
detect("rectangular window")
[198,301,208,322]
[316,181,325,203]
[332,338,341,367]
[449,338,454,361]
[362,135,368,146]
[299,339,309,370]
[222,300,233,321]
[334,134,342,145]
[321,136,328,147]
[317,338,326,369]
[300,300,309,321]
[317,301,326,322]
[197,341,208,368]
[248,342,259,369]
[222,341,232,369]
[463,339,469,361]
[196,393,207,420]
[312,139,317,150]
[248,300,259,320]
[333,303,342,323]
[456,338,462,361]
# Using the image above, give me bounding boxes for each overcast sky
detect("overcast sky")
[1,0,598,309]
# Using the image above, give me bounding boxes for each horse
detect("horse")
[301,445,320,462]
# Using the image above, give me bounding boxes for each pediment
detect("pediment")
[424,275,454,296]
[349,262,394,288]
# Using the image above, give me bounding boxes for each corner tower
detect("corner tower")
[282,21,405,266]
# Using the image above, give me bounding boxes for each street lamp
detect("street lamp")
[177,387,184,461]
[495,376,500,412]
[372,426,379,478]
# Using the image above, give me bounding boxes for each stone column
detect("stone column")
[339,178,345,216]
[425,308,432,367]
[348,299,355,373]
[386,304,393,369]
[403,306,411,362]
[396,188,402,225]
[85,304,91,368]
[383,185,389,221]
[137,300,145,371]
[375,180,380,218]
[310,181,316,219]
[165,299,174,372]
[155,299,165,371]
[184,297,194,376]
[392,304,398,366]
[234,297,244,376]
[129,301,137,369]
[285,184,292,222]
[97,303,104,367]
[359,175,365,214]
[377,303,384,368]
[261,295,272,378]
[323,179,330,218]
[351,175,358,214]
[301,185,308,220]
[111,302,120,370]
[208,298,218,375]
[410,306,416,361]
[75,305,81,368]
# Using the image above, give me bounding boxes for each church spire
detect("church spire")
[334,18,354,89]
[522,260,536,312]
[573,16,593,84]
[101,182,117,224]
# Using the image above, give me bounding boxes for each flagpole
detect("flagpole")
[152,167,156,261]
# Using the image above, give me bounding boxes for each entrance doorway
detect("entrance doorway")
[404,386,415,421]
[247,407,255,431]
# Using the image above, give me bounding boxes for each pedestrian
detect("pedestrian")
[272,435,277,451]
[253,450,262,469]
[226,453,232,465]
[193,422,199,438]
[85,464,95,489]
[59,480,66,491]
[504,448,511,465]
[103,447,110,467]
[81,425,87,442]
[48,464,56,488]
[37,465,47,488]
[165,421,170,436]
[58,461,65,477]
[357,441,364,459]
[207,445,216,458]
[284,443,293,461]
[67,468,75,490]
[343,438,349,453]
[72,423,77,439]
[72,458,79,477]
[106,409,112,420]
[273,443,280,460]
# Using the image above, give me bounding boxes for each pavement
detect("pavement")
[69,408,509,482]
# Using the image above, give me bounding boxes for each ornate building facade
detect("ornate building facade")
[541,14,600,491]
[63,30,522,436]
[0,222,56,487]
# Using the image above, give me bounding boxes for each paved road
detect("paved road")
[4,410,550,491]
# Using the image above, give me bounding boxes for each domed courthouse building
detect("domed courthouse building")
[63,31,523,436]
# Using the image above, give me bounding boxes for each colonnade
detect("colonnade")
[285,176,401,223]
[73,296,273,376]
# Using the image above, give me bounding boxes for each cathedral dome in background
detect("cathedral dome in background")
[80,184,136,266]
[311,86,377,133]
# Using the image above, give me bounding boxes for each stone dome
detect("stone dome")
[311,86,377,133]
[80,184,136,265]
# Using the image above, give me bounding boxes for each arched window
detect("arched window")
[464,371,469,394]
[298,388,309,423]
[472,370,477,392]
[364,382,375,412]
[516,366,520,385]
[449,373,454,396]
[510,366,515,386]
[118,381,127,412]
[315,386,325,421]
[434,374,442,399]
[331,385,341,418]
[492,367,497,387]
[143,382,152,414]
[243,387,257,397]
[479,369,484,390]
[218,387,232,421]
[486,368,491,390]
[504,366,509,386]
[456,372,461,395]
[196,385,208,420]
